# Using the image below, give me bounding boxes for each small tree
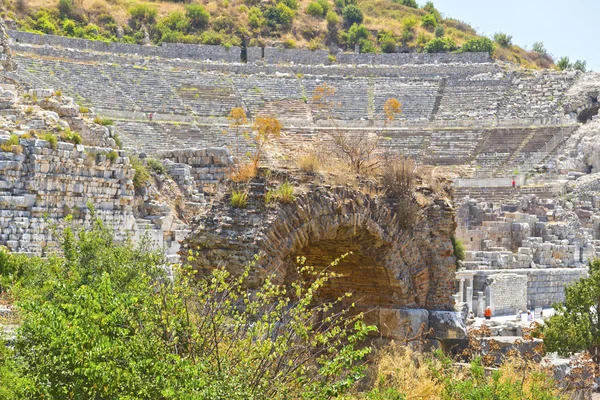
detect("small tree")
[342,4,363,26]
[556,56,571,71]
[542,259,600,364]
[251,116,282,166]
[573,59,587,72]
[313,84,402,174]
[532,41,547,55]
[493,32,512,48]
[461,37,495,56]
[185,4,210,30]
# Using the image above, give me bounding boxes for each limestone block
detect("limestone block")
[378,308,429,340]
[429,311,467,339]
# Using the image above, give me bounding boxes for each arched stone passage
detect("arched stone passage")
[182,185,459,337]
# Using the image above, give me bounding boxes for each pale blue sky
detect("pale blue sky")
[417,1,599,71]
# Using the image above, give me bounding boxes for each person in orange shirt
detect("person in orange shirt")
[484,306,492,320]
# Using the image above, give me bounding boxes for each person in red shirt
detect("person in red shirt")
[484,306,492,320]
[511,178,516,190]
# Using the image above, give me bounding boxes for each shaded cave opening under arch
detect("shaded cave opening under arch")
[578,104,600,124]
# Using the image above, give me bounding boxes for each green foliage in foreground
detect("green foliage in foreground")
[0,215,374,399]
[542,258,600,361]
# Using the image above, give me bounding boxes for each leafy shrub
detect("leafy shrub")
[493,32,512,47]
[229,162,257,183]
[461,37,495,56]
[0,134,20,153]
[58,0,75,17]
[231,189,248,208]
[421,14,437,30]
[265,3,295,30]
[344,23,369,47]
[62,19,76,35]
[317,0,330,15]
[326,10,340,29]
[451,235,465,265]
[424,37,457,53]
[128,4,157,27]
[106,149,118,164]
[34,13,58,34]
[158,11,189,33]
[185,4,210,30]
[43,133,58,150]
[532,41,546,55]
[422,1,441,22]
[146,158,166,175]
[573,59,587,72]
[401,15,418,31]
[2,219,373,398]
[60,129,82,145]
[556,56,570,71]
[342,5,363,26]
[79,106,90,113]
[306,1,325,17]
[434,25,444,38]
[130,156,149,188]
[283,38,296,48]
[266,181,295,204]
[399,0,418,8]
[93,116,113,126]
[378,31,396,53]
[248,7,265,29]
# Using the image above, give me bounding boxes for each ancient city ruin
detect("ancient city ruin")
[2,13,600,393]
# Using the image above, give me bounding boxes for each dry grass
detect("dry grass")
[229,162,257,183]
[298,153,320,173]
[355,344,443,399]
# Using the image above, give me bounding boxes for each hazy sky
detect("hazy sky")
[417,0,599,71]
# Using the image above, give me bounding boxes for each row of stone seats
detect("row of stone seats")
[233,76,308,120]
[436,79,509,120]
[425,130,484,165]
[373,79,439,121]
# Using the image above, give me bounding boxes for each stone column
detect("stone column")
[485,284,493,313]
[466,285,474,313]
[459,279,465,302]
[477,291,485,317]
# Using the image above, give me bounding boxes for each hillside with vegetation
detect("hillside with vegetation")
[2,0,585,70]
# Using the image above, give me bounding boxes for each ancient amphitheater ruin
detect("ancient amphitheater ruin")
[3,21,600,342]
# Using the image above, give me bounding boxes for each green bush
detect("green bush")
[34,13,58,34]
[344,23,369,47]
[265,3,295,30]
[130,156,150,189]
[58,0,74,17]
[461,37,495,56]
[129,4,157,27]
[573,59,587,72]
[280,0,300,10]
[185,4,210,30]
[451,235,465,265]
[556,56,570,71]
[422,1,441,22]
[60,129,82,145]
[0,218,373,398]
[317,0,330,15]
[93,116,113,126]
[424,37,457,53]
[62,19,76,35]
[106,149,118,164]
[434,25,444,38]
[249,7,265,29]
[326,10,340,29]
[493,32,512,47]
[532,41,546,55]
[342,4,363,26]
[378,31,396,53]
[146,158,166,175]
[266,182,295,204]
[306,1,325,17]
[401,15,418,31]
[421,13,437,30]
[158,11,189,33]
[43,133,58,150]
[231,189,248,208]
[399,0,418,8]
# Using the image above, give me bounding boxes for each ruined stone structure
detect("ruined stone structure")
[182,181,464,339]
[6,27,600,338]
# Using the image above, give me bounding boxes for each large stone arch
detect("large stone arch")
[182,185,460,338]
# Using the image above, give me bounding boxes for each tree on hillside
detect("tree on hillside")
[542,259,600,364]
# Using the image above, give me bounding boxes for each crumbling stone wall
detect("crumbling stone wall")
[182,185,457,311]
[0,136,135,253]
